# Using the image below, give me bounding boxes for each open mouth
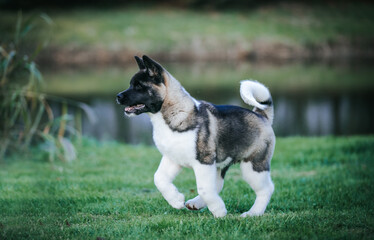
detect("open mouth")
[124,104,146,114]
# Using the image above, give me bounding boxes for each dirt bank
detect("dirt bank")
[37,39,374,67]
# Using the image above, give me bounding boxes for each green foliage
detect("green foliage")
[0,136,373,239]
[2,3,373,54]
[0,12,90,161]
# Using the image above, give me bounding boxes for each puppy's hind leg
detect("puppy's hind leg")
[240,161,274,217]
[185,168,224,211]
[154,156,185,209]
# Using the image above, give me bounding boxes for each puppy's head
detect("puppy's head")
[116,55,167,116]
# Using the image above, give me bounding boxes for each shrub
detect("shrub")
[0,12,90,161]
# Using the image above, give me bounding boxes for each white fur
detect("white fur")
[124,112,136,117]
[192,98,201,109]
[216,157,232,169]
[240,80,271,110]
[154,156,185,209]
[185,168,224,211]
[240,161,274,217]
[191,163,227,217]
[149,112,197,168]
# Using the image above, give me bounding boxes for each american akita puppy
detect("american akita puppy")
[117,55,275,218]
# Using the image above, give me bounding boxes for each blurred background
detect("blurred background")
[1,0,373,146]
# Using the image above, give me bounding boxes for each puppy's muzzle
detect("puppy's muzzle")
[116,92,126,105]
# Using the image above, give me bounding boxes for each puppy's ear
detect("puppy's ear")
[142,55,163,79]
[134,56,145,70]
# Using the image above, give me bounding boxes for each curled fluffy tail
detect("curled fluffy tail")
[240,80,274,124]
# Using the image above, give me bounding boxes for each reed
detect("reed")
[0,12,93,161]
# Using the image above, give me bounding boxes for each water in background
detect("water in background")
[44,61,374,144]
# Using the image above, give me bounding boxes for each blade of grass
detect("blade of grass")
[23,96,45,149]
[58,102,68,139]
[0,50,16,86]
[42,98,54,134]
[14,11,22,46]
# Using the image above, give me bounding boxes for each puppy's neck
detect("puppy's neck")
[151,73,199,132]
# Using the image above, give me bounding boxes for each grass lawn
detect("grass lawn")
[1,3,374,54]
[1,136,374,239]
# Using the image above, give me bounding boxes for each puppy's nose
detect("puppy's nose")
[116,93,125,104]
[117,93,124,101]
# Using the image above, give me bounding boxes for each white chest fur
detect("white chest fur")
[149,112,197,167]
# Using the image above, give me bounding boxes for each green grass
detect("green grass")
[1,136,374,239]
[1,3,374,53]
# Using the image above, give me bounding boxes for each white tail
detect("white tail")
[240,80,274,124]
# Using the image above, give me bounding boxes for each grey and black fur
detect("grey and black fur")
[117,55,275,217]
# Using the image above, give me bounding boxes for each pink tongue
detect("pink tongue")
[125,104,144,113]
[125,106,135,112]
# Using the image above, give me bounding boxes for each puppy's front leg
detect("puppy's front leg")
[154,156,185,209]
[193,163,227,218]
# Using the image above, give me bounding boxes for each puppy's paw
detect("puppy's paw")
[168,193,185,209]
[211,207,227,218]
[240,209,264,217]
[185,196,206,211]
